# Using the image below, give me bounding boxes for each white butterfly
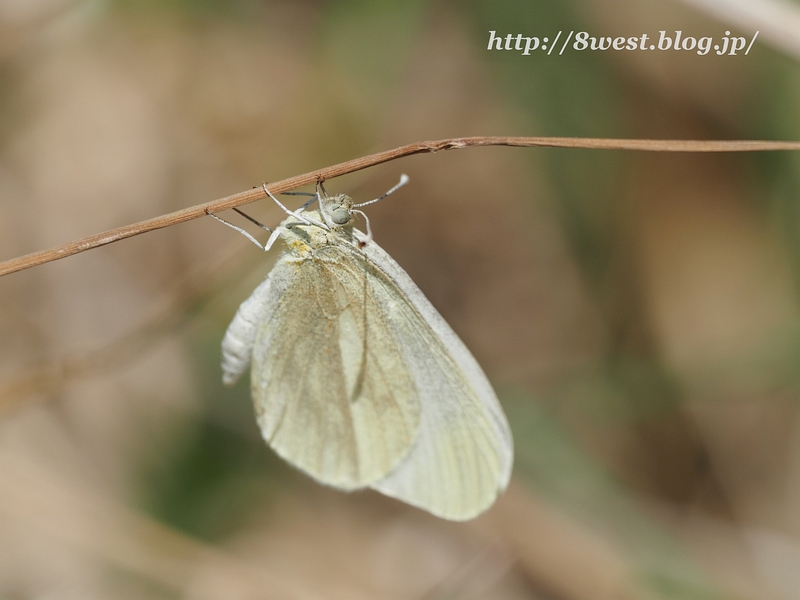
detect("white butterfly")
[210,176,513,520]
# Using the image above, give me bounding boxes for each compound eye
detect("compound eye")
[331,207,350,225]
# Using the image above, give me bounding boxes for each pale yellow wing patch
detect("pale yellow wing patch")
[251,251,421,490]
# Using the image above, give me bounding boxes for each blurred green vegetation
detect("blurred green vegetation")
[137,323,288,542]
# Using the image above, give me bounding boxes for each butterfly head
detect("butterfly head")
[320,193,355,227]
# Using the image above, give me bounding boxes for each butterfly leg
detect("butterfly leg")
[262,183,330,231]
[351,209,373,245]
[232,208,273,233]
[205,209,270,251]
[281,192,318,215]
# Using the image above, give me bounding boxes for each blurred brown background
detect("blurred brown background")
[2,0,800,598]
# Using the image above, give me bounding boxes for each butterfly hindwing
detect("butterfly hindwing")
[359,236,513,520]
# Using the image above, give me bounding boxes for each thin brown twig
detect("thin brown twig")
[2,136,800,278]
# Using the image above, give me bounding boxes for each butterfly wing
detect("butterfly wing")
[249,249,422,490]
[358,233,514,521]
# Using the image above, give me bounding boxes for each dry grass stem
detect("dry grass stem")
[1,136,799,278]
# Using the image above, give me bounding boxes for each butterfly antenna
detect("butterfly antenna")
[353,174,409,208]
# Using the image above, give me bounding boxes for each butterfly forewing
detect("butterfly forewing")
[250,249,421,490]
